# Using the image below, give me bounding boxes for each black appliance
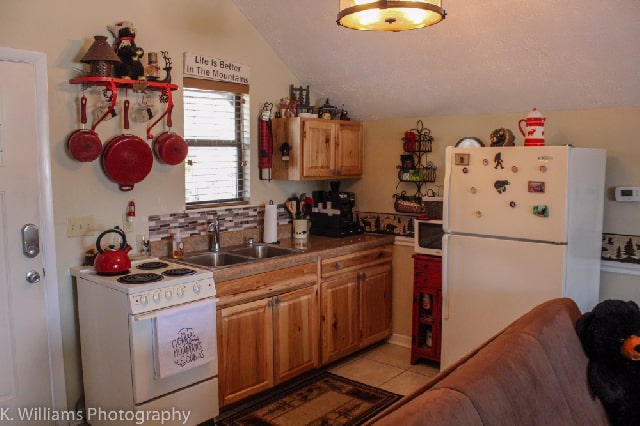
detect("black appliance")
[310,182,364,237]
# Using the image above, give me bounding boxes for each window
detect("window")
[183,80,250,206]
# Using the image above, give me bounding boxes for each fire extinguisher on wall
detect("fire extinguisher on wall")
[127,201,136,223]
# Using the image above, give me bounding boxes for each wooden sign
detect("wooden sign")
[183,52,250,84]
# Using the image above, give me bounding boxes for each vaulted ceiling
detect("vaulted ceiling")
[231,0,640,121]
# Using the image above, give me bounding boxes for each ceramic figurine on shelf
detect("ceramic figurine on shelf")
[108,21,144,80]
[145,51,160,80]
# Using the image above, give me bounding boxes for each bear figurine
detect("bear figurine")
[108,21,144,80]
[576,299,640,426]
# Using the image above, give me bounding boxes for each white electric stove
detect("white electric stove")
[72,258,219,425]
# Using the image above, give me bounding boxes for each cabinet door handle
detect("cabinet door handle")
[335,261,343,270]
[275,296,281,305]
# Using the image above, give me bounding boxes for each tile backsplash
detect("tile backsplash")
[148,204,290,241]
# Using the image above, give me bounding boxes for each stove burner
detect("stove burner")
[117,273,164,284]
[137,261,170,270]
[163,268,197,277]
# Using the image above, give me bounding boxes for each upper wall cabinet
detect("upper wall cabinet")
[272,117,363,180]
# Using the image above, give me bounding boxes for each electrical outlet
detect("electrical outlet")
[66,215,95,238]
[122,213,135,233]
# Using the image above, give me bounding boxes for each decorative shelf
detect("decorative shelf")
[394,120,437,213]
[69,76,178,92]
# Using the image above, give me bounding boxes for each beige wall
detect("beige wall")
[343,107,640,337]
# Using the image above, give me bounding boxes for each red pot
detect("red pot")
[153,131,188,165]
[67,95,102,162]
[101,134,153,191]
[151,99,188,165]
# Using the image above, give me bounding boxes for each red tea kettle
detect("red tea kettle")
[94,227,132,275]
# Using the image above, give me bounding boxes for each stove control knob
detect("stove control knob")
[140,295,148,305]
[153,291,161,303]
[176,286,185,297]
[165,289,173,299]
[193,283,201,294]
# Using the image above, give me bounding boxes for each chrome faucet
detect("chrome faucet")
[207,220,220,252]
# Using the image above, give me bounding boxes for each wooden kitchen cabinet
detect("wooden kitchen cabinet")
[273,285,319,384]
[320,245,392,365]
[218,297,273,406]
[359,264,393,347]
[271,117,363,180]
[216,262,318,407]
[411,254,442,364]
[320,274,360,364]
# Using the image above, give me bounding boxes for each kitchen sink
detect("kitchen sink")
[178,244,302,268]
[228,244,301,259]
[180,251,252,268]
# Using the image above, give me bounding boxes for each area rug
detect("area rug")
[215,371,402,426]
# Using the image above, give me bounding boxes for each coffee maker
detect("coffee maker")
[310,181,364,237]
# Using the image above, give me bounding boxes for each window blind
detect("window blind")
[183,86,250,205]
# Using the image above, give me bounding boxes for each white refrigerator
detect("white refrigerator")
[440,145,606,368]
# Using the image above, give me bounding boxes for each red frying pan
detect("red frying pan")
[67,95,102,162]
[101,134,153,191]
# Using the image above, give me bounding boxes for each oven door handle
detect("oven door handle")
[133,297,219,321]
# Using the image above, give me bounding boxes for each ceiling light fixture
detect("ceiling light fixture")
[337,0,446,31]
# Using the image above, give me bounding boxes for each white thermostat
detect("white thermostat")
[615,187,640,202]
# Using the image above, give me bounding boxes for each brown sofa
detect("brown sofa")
[372,298,610,425]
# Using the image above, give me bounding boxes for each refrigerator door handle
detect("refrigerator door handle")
[442,234,449,319]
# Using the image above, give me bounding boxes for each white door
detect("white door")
[444,146,570,243]
[0,48,65,423]
[440,234,567,369]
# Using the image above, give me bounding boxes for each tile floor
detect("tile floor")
[329,342,440,396]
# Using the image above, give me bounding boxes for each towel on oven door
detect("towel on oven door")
[153,299,217,379]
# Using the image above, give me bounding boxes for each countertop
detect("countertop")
[173,233,395,283]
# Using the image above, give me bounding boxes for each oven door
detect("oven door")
[129,298,218,404]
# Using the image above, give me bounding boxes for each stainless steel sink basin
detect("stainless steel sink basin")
[228,244,301,259]
[180,251,252,267]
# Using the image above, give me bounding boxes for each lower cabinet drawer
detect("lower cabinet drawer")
[321,245,392,278]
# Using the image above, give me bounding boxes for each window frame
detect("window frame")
[183,77,250,208]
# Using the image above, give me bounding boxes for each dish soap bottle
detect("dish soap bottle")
[172,229,184,260]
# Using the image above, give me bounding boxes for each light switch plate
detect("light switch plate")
[66,215,94,238]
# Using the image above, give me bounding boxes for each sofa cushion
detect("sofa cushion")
[435,332,576,424]
[500,297,608,424]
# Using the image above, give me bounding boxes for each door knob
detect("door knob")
[26,270,41,284]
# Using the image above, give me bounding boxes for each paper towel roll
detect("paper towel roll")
[263,203,278,243]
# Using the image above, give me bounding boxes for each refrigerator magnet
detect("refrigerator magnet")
[533,205,549,217]
[528,181,545,193]
[494,180,510,194]
[455,153,470,166]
